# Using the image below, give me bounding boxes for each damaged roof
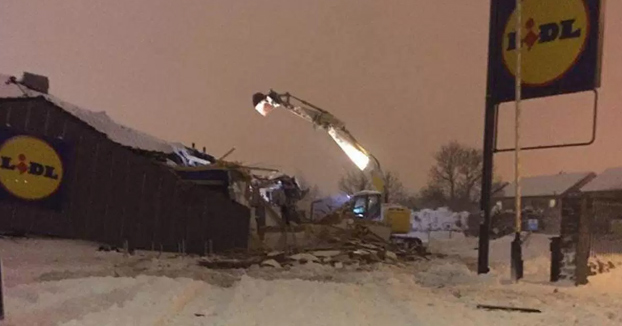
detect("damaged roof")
[0,73,185,154]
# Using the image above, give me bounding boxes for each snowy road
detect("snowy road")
[1,235,621,326]
[5,274,426,326]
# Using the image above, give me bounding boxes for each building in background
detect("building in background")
[493,172,596,234]
[581,167,622,257]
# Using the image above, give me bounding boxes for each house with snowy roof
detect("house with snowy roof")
[494,171,596,234]
[0,72,249,253]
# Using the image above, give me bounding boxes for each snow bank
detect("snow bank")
[203,275,421,326]
[0,237,107,287]
[2,236,622,325]
[411,207,469,232]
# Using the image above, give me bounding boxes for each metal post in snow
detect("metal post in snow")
[123,239,129,258]
[0,258,4,321]
[512,0,524,282]
[478,0,500,275]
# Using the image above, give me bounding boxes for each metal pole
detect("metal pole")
[478,0,500,274]
[0,258,4,320]
[511,0,524,282]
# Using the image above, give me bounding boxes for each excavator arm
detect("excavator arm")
[252,90,387,202]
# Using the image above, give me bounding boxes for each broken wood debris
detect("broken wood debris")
[198,235,428,270]
[476,304,542,314]
[198,256,263,269]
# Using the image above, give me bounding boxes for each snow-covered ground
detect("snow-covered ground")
[1,233,621,326]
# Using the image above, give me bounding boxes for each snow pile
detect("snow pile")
[205,275,421,326]
[414,261,496,288]
[0,237,110,287]
[411,207,469,232]
[5,268,622,326]
[5,276,205,326]
[2,236,622,325]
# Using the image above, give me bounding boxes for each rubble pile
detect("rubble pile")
[588,257,617,276]
[199,229,429,270]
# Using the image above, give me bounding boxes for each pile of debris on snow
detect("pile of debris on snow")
[588,257,618,276]
[199,236,429,270]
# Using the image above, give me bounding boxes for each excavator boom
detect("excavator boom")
[252,90,386,200]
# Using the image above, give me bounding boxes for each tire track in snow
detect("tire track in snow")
[152,280,210,326]
[164,281,234,325]
[4,276,153,326]
[57,277,201,326]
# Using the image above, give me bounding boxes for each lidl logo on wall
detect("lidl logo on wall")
[0,129,70,210]
[491,0,604,103]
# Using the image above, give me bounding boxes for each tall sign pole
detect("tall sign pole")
[478,0,603,276]
[511,0,524,282]
[477,0,500,275]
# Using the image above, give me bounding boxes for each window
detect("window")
[367,195,380,219]
[352,197,367,217]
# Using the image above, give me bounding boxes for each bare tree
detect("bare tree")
[424,141,489,210]
[418,184,447,209]
[456,147,483,202]
[338,170,371,195]
[383,171,409,205]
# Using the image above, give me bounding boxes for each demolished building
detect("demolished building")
[0,72,254,253]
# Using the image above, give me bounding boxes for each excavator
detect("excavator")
[251,90,423,248]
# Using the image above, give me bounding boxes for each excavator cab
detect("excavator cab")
[345,190,412,234]
[347,191,383,221]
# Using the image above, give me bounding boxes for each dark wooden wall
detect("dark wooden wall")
[0,97,249,253]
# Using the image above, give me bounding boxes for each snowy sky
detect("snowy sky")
[0,0,620,195]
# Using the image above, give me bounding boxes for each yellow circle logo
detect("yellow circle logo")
[0,135,64,200]
[502,0,589,86]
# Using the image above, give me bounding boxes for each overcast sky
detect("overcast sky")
[1,0,620,195]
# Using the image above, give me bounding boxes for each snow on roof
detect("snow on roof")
[0,74,183,154]
[500,172,594,198]
[581,167,622,193]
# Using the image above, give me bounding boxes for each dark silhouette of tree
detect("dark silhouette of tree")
[337,170,414,207]
[421,141,502,210]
